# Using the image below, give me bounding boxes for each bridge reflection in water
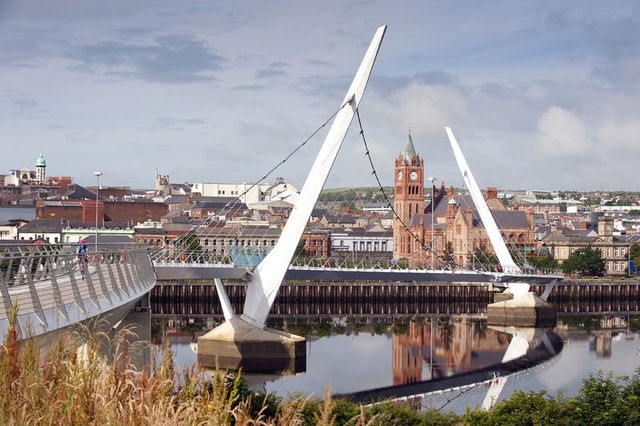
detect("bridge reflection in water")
[149,287,640,410]
[150,307,563,409]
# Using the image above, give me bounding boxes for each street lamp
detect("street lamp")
[93,171,102,251]
[428,176,437,269]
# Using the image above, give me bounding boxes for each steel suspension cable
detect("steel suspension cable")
[354,108,443,263]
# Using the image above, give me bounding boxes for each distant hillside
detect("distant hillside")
[318,187,393,205]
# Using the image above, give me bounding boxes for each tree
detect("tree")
[177,234,203,262]
[442,241,455,269]
[630,243,640,267]
[471,242,498,271]
[294,238,308,259]
[526,255,559,271]
[561,245,605,277]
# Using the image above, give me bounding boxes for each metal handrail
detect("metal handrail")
[0,242,156,338]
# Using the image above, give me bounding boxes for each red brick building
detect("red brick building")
[36,199,168,224]
[302,230,331,257]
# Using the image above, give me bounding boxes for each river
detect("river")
[146,307,640,413]
[0,206,35,223]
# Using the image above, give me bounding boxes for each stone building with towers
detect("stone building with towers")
[4,152,48,186]
[392,133,535,269]
[0,152,72,199]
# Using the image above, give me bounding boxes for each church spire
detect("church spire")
[402,130,417,164]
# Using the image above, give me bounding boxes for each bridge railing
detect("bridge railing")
[1,243,148,283]
[0,242,156,338]
[151,249,233,266]
[150,249,564,279]
[151,246,412,270]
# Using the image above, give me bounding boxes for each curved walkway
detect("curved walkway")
[0,244,156,339]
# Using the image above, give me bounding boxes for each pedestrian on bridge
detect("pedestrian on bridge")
[77,239,88,279]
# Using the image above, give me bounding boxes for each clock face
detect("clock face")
[409,171,418,181]
[397,171,403,180]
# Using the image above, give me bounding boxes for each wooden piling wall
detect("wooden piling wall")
[152,279,640,317]
[152,281,491,317]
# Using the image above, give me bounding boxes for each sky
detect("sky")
[1,1,639,192]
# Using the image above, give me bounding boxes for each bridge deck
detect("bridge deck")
[1,245,156,339]
[154,262,563,285]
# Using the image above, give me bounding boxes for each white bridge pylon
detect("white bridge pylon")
[445,127,532,298]
[445,127,520,275]
[231,26,387,328]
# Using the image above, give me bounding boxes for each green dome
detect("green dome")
[36,152,46,167]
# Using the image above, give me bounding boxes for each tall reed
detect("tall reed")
[0,308,317,425]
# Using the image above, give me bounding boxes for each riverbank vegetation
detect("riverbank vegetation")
[2,311,640,425]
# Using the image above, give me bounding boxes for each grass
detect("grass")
[5,304,640,425]
[0,305,400,425]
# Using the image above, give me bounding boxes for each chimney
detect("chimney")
[446,198,457,221]
[447,185,455,198]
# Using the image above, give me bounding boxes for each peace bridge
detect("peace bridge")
[0,241,563,340]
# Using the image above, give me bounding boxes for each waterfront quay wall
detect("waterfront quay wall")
[152,281,491,317]
[532,279,640,314]
[152,279,640,317]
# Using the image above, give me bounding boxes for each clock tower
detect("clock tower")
[393,132,424,260]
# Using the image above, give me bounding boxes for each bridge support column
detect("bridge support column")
[487,284,557,327]
[197,316,306,374]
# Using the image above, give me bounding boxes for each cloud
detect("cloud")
[2,0,640,191]
[597,120,640,152]
[66,34,224,82]
[534,106,590,157]
[375,83,466,132]
[255,62,289,79]
[8,96,42,118]
[153,117,208,131]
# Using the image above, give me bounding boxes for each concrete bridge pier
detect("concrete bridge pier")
[487,283,557,327]
[197,316,305,374]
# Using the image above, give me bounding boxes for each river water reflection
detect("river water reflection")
[147,308,640,412]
